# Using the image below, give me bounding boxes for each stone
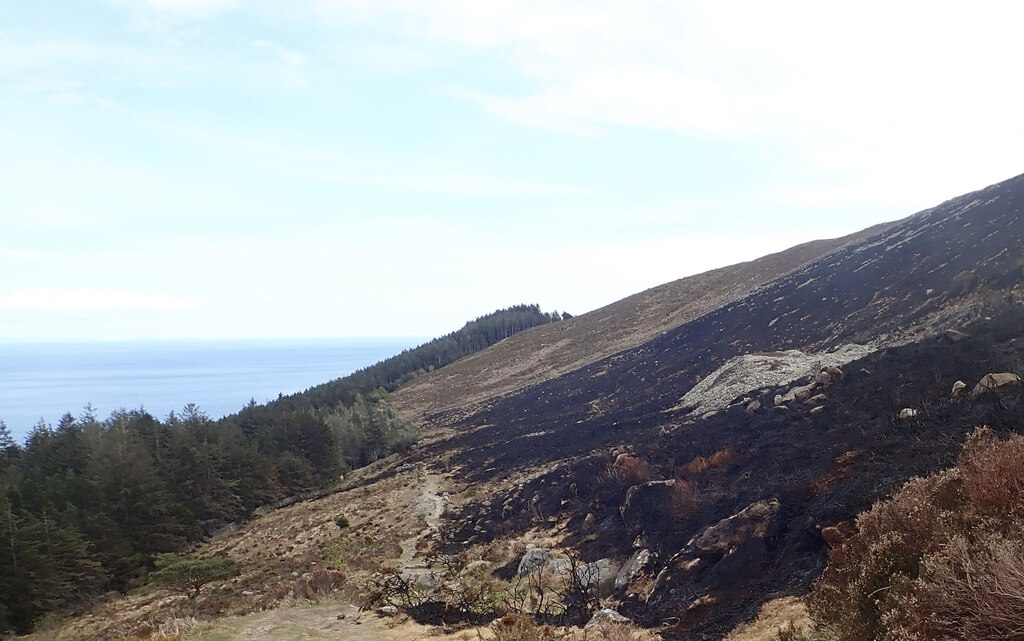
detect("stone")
[745,400,761,414]
[689,499,781,554]
[614,548,651,592]
[971,372,1023,398]
[809,406,825,415]
[805,393,827,406]
[581,512,596,531]
[586,608,630,628]
[620,480,679,531]
[898,408,918,420]
[814,371,832,386]
[517,548,550,575]
[951,380,968,400]
[823,365,844,381]
[577,558,620,597]
[773,394,785,406]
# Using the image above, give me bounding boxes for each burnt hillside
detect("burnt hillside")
[405,172,1024,639]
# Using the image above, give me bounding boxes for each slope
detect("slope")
[390,224,891,423]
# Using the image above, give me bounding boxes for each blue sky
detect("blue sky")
[3,0,1023,340]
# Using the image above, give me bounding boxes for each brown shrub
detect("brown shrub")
[293,569,346,600]
[680,445,737,478]
[616,455,651,484]
[809,426,1024,640]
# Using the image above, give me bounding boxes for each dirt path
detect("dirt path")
[191,471,449,641]
[399,472,445,571]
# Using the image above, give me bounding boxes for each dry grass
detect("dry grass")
[722,596,812,641]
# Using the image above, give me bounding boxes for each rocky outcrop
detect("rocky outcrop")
[676,344,876,416]
[689,499,781,554]
[971,372,1022,397]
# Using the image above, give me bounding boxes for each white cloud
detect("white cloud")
[252,39,308,67]
[0,289,206,311]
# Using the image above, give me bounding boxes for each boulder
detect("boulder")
[576,558,620,597]
[823,365,844,381]
[586,608,630,627]
[898,408,918,420]
[689,499,781,554]
[773,394,785,406]
[745,399,761,414]
[518,548,550,575]
[581,512,596,532]
[971,372,1023,398]
[950,380,968,400]
[805,393,827,406]
[620,480,679,531]
[614,548,651,592]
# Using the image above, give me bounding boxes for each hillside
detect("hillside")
[391,223,891,422]
[35,172,1024,641]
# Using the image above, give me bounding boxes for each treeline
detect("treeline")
[274,304,568,410]
[0,304,563,632]
[0,398,415,632]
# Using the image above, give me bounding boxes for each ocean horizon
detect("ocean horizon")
[0,337,426,443]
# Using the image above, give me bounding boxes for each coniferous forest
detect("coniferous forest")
[0,305,563,633]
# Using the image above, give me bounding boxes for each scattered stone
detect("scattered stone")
[614,548,651,592]
[971,372,1023,398]
[582,513,596,532]
[689,499,781,554]
[379,605,398,616]
[898,408,918,420]
[745,400,761,414]
[951,380,968,400]
[337,613,346,620]
[586,608,630,627]
[805,393,827,406]
[773,394,785,407]
[241,590,255,596]
[809,406,825,415]
[823,365,844,381]
[518,548,551,575]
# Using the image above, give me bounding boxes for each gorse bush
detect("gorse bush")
[809,426,1024,640]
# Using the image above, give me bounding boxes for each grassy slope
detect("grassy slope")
[390,224,891,424]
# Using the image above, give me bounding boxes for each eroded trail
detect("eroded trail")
[399,471,445,571]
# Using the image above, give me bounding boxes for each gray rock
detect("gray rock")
[576,558,620,598]
[971,372,1023,397]
[690,499,781,554]
[614,548,651,592]
[898,408,918,420]
[586,608,630,627]
[518,548,550,575]
[951,380,968,399]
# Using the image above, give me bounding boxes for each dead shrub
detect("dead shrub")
[615,456,651,484]
[490,613,562,641]
[681,445,737,478]
[809,426,1024,640]
[668,480,698,523]
[292,569,345,600]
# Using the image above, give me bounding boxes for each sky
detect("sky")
[2,1,1024,340]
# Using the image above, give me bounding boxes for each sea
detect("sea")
[0,337,425,443]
